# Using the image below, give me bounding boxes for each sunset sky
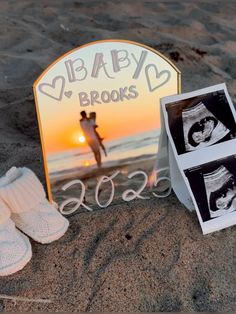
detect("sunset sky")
[35,41,179,155]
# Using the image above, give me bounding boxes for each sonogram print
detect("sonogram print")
[182,102,230,152]
[165,89,236,155]
[204,166,236,218]
[184,155,236,223]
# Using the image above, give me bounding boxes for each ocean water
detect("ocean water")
[48,129,160,180]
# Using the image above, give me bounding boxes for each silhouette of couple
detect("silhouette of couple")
[79,111,107,167]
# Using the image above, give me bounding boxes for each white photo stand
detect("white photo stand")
[158,83,236,234]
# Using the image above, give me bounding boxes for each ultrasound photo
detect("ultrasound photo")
[184,155,236,222]
[182,101,230,152]
[165,89,236,155]
[204,166,236,219]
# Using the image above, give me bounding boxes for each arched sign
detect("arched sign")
[33,40,180,212]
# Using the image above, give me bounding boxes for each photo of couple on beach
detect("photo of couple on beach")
[47,98,162,208]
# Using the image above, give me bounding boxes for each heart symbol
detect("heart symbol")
[38,76,65,101]
[145,64,171,92]
[64,90,72,98]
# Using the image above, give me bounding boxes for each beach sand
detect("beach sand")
[0,0,236,311]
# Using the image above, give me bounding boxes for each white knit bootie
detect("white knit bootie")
[0,199,32,276]
[0,167,69,244]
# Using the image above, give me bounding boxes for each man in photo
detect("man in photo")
[79,111,102,167]
[89,112,107,157]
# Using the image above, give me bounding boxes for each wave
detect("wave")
[48,129,160,177]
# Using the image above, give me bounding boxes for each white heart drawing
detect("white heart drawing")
[64,90,73,98]
[38,76,65,101]
[145,64,171,92]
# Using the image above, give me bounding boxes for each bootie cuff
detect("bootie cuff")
[0,167,45,213]
[0,199,11,225]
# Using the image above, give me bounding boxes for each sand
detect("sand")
[0,0,236,311]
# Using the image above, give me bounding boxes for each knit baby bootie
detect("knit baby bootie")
[0,198,32,276]
[0,167,69,244]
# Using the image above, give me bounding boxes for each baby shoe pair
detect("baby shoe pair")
[0,167,69,276]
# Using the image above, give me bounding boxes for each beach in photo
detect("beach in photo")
[49,127,160,207]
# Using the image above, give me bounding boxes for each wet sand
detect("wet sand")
[0,0,236,311]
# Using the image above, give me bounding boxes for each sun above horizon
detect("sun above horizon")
[70,131,87,148]
[78,135,86,143]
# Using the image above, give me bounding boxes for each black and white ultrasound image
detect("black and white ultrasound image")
[184,155,236,222]
[166,90,236,155]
